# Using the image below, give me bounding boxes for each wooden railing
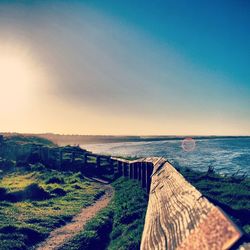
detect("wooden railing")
[140,158,245,250]
[1,141,249,249]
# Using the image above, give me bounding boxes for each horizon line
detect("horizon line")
[1,132,250,137]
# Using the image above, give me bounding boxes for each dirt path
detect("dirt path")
[36,185,114,250]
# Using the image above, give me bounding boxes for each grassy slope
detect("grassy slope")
[0,165,104,250]
[60,169,250,250]
[60,178,148,250]
[4,135,55,147]
[1,136,249,247]
[179,167,250,238]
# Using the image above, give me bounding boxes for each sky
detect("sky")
[0,0,249,135]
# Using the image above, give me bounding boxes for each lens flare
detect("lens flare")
[181,137,196,152]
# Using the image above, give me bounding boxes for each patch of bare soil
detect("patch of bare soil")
[36,185,113,250]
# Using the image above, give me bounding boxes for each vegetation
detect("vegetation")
[3,135,55,147]
[178,166,250,239]
[1,134,249,248]
[60,178,148,250]
[0,135,148,249]
[0,165,104,250]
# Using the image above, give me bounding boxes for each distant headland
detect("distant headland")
[1,132,249,146]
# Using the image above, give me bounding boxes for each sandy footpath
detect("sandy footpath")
[36,185,114,250]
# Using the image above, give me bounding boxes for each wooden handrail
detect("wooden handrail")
[140,159,242,250]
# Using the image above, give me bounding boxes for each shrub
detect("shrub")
[23,183,50,200]
[30,163,46,171]
[50,187,66,197]
[0,225,47,249]
[8,183,50,202]
[0,187,7,200]
[72,184,82,189]
[0,232,27,250]
[18,227,46,246]
[63,230,100,250]
[46,177,65,184]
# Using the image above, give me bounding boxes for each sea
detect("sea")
[80,137,250,174]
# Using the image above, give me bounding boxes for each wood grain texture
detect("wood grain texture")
[141,159,242,250]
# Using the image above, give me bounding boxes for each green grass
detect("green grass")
[1,135,249,248]
[179,167,250,237]
[0,165,104,249]
[60,168,250,250]
[59,178,148,250]
[4,135,55,147]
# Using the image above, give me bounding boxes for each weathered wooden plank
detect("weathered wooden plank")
[141,160,242,250]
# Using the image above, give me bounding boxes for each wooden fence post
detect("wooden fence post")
[138,162,142,181]
[96,156,101,168]
[133,162,138,180]
[38,145,42,161]
[84,153,88,165]
[141,162,146,188]
[109,158,114,175]
[118,161,123,177]
[146,162,153,193]
[59,149,63,167]
[123,162,129,177]
[71,151,75,163]
[47,148,50,162]
[129,163,134,179]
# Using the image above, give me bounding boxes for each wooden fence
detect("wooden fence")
[140,158,244,250]
[1,141,249,249]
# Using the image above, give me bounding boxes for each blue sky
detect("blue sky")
[0,0,249,135]
[86,0,250,83]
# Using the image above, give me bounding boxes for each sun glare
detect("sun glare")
[0,44,44,114]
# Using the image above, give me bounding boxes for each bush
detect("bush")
[46,177,65,184]
[0,187,7,200]
[18,227,46,245]
[50,187,67,197]
[30,163,46,171]
[0,159,15,171]
[62,230,100,250]
[23,183,50,200]
[0,225,47,249]
[7,183,50,202]
[0,232,27,250]
[72,184,82,189]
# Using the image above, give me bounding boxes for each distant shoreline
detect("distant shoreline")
[1,132,250,145]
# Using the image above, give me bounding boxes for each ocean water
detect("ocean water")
[81,138,250,174]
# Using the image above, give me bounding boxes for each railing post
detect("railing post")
[146,162,153,193]
[38,145,42,161]
[109,158,114,175]
[141,162,146,188]
[134,162,138,179]
[84,153,88,165]
[71,151,75,163]
[129,163,134,179]
[47,148,50,162]
[113,160,118,177]
[59,149,63,169]
[138,162,142,181]
[96,156,101,168]
[123,162,129,177]
[118,161,123,177]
